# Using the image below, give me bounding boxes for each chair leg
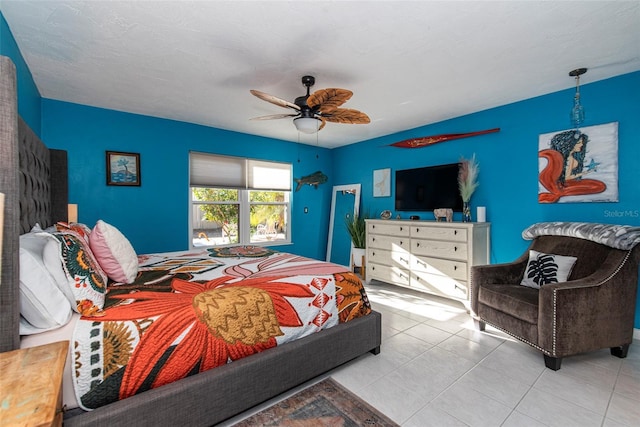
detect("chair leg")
[610,344,630,359]
[544,354,562,371]
[474,319,486,331]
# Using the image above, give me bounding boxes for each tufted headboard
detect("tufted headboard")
[0,55,68,352]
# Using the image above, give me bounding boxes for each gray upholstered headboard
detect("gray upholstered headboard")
[0,55,68,352]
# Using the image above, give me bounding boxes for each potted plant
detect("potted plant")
[344,210,368,267]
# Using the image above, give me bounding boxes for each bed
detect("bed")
[0,55,382,426]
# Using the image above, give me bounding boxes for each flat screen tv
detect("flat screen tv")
[395,163,463,212]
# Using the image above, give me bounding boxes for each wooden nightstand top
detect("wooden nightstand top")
[0,341,68,426]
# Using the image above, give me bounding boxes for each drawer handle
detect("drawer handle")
[400,257,408,264]
[400,240,404,245]
[454,230,458,235]
[416,242,420,247]
[372,225,376,229]
[400,226,403,231]
[454,265,457,270]
[372,251,376,256]
[454,246,458,251]
[372,237,376,242]
[418,260,426,267]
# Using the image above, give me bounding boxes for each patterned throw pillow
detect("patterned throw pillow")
[42,230,107,317]
[520,250,577,289]
[55,221,92,243]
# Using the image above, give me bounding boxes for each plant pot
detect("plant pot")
[352,248,366,267]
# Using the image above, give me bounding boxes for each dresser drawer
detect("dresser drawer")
[411,272,468,299]
[368,233,410,252]
[412,255,468,281]
[412,225,468,242]
[369,263,411,287]
[367,248,411,269]
[411,239,468,261]
[368,222,411,237]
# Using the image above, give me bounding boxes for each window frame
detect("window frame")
[189,153,292,248]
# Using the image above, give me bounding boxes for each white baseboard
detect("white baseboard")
[635,328,640,341]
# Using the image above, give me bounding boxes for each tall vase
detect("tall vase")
[462,201,471,222]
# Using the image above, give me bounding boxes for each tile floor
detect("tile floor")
[222,281,640,426]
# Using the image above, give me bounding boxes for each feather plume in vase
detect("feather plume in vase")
[458,154,479,202]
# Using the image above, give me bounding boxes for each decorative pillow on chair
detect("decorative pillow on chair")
[520,250,577,289]
[19,232,73,334]
[42,230,107,317]
[89,220,138,284]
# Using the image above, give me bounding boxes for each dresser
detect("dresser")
[365,219,490,302]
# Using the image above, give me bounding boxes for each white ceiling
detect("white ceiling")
[2,1,639,149]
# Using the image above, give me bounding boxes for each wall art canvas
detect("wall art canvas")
[538,122,618,203]
[373,168,391,197]
[107,151,141,186]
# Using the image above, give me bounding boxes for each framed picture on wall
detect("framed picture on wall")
[373,168,391,197]
[106,151,141,186]
[538,122,618,203]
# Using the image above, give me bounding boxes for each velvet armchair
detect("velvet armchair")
[470,222,640,370]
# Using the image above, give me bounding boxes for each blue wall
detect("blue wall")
[0,12,41,135]
[41,100,334,258]
[334,72,640,259]
[332,71,640,326]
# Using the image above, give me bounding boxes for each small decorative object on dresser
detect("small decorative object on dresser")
[380,210,392,220]
[365,219,490,304]
[458,154,479,222]
[433,208,453,222]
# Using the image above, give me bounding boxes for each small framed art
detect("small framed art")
[106,151,141,186]
[373,168,391,197]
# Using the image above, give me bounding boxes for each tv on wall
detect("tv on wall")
[395,163,463,212]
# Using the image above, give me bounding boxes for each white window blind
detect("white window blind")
[190,152,291,191]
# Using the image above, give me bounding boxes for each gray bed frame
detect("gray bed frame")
[0,55,382,426]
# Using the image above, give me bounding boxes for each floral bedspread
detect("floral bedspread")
[72,247,371,410]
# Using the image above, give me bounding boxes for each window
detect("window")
[190,152,291,247]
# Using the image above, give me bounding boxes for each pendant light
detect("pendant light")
[569,68,587,129]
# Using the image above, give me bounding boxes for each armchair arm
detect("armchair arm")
[538,249,638,357]
[469,255,528,315]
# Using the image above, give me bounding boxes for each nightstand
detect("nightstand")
[0,341,68,426]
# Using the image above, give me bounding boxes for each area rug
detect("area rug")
[233,378,399,426]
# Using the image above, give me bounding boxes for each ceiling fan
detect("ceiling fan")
[250,76,370,134]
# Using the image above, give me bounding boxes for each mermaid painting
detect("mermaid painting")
[538,129,606,203]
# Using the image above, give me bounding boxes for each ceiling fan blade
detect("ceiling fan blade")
[307,88,353,112]
[250,90,300,111]
[250,113,299,121]
[322,108,370,124]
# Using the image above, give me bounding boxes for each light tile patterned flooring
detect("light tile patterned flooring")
[223,281,640,426]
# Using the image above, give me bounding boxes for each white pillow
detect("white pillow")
[89,220,138,284]
[19,232,72,334]
[520,250,577,289]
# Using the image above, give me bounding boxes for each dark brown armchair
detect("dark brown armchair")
[470,222,640,370]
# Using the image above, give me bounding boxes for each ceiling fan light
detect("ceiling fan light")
[294,117,321,134]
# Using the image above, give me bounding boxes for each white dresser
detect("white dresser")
[365,219,490,302]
